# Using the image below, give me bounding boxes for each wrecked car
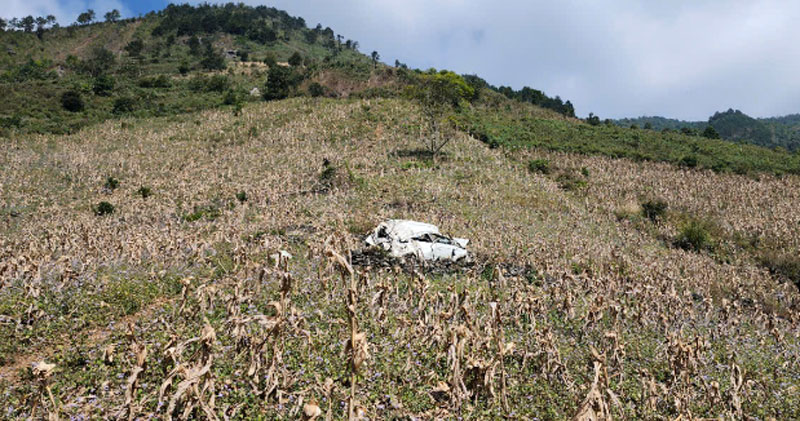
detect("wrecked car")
[364,220,470,262]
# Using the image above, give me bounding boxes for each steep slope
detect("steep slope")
[1,97,798,419]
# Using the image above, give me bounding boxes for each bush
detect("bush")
[235,191,248,203]
[138,75,172,88]
[136,186,152,199]
[104,176,119,191]
[556,172,587,191]
[528,159,551,174]
[178,61,190,75]
[94,201,115,216]
[112,97,135,114]
[703,126,720,139]
[288,52,303,67]
[61,90,84,112]
[200,43,226,70]
[205,75,230,92]
[641,199,668,222]
[93,74,115,96]
[308,82,325,98]
[675,219,713,252]
[680,155,698,168]
[264,66,300,101]
[223,90,241,106]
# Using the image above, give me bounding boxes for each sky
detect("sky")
[3,0,800,120]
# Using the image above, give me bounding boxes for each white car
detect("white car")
[364,220,470,262]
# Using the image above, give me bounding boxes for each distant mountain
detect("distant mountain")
[616,110,800,151]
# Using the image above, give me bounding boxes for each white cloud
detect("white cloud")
[233,0,800,119]
[7,0,800,119]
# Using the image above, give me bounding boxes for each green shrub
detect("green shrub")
[556,172,587,191]
[93,74,115,96]
[104,176,119,191]
[288,52,303,67]
[94,201,115,216]
[223,90,240,106]
[205,75,230,92]
[235,191,248,203]
[308,82,325,98]
[680,155,698,168]
[61,90,84,112]
[138,74,172,88]
[178,61,190,75]
[112,96,135,114]
[675,219,713,252]
[184,204,222,222]
[641,199,668,222]
[136,186,152,199]
[528,159,551,174]
[264,66,301,101]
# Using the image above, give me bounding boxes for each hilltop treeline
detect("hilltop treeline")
[462,74,575,117]
[618,109,800,151]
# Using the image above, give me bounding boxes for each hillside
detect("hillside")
[2,3,800,420]
[617,109,800,152]
[1,97,799,420]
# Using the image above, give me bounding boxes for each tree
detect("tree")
[288,52,303,67]
[644,122,653,130]
[104,9,121,23]
[702,126,720,139]
[187,35,201,56]
[61,90,84,112]
[125,39,144,58]
[20,16,35,32]
[84,46,115,76]
[263,53,277,67]
[408,70,475,158]
[371,51,380,68]
[200,42,226,70]
[77,9,95,25]
[0,18,6,32]
[263,65,300,101]
[308,82,325,98]
[93,74,115,96]
[34,16,48,38]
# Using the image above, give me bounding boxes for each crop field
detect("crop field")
[1,98,799,419]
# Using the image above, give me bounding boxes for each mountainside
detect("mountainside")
[1,4,800,420]
[617,109,800,151]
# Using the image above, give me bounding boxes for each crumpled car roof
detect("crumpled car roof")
[365,220,469,261]
[371,220,442,243]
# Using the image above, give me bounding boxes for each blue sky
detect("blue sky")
[125,0,167,17]
[4,0,800,120]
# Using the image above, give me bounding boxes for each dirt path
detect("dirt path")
[0,297,173,385]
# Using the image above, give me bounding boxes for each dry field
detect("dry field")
[0,98,798,420]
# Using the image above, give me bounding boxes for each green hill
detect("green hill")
[617,109,800,152]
